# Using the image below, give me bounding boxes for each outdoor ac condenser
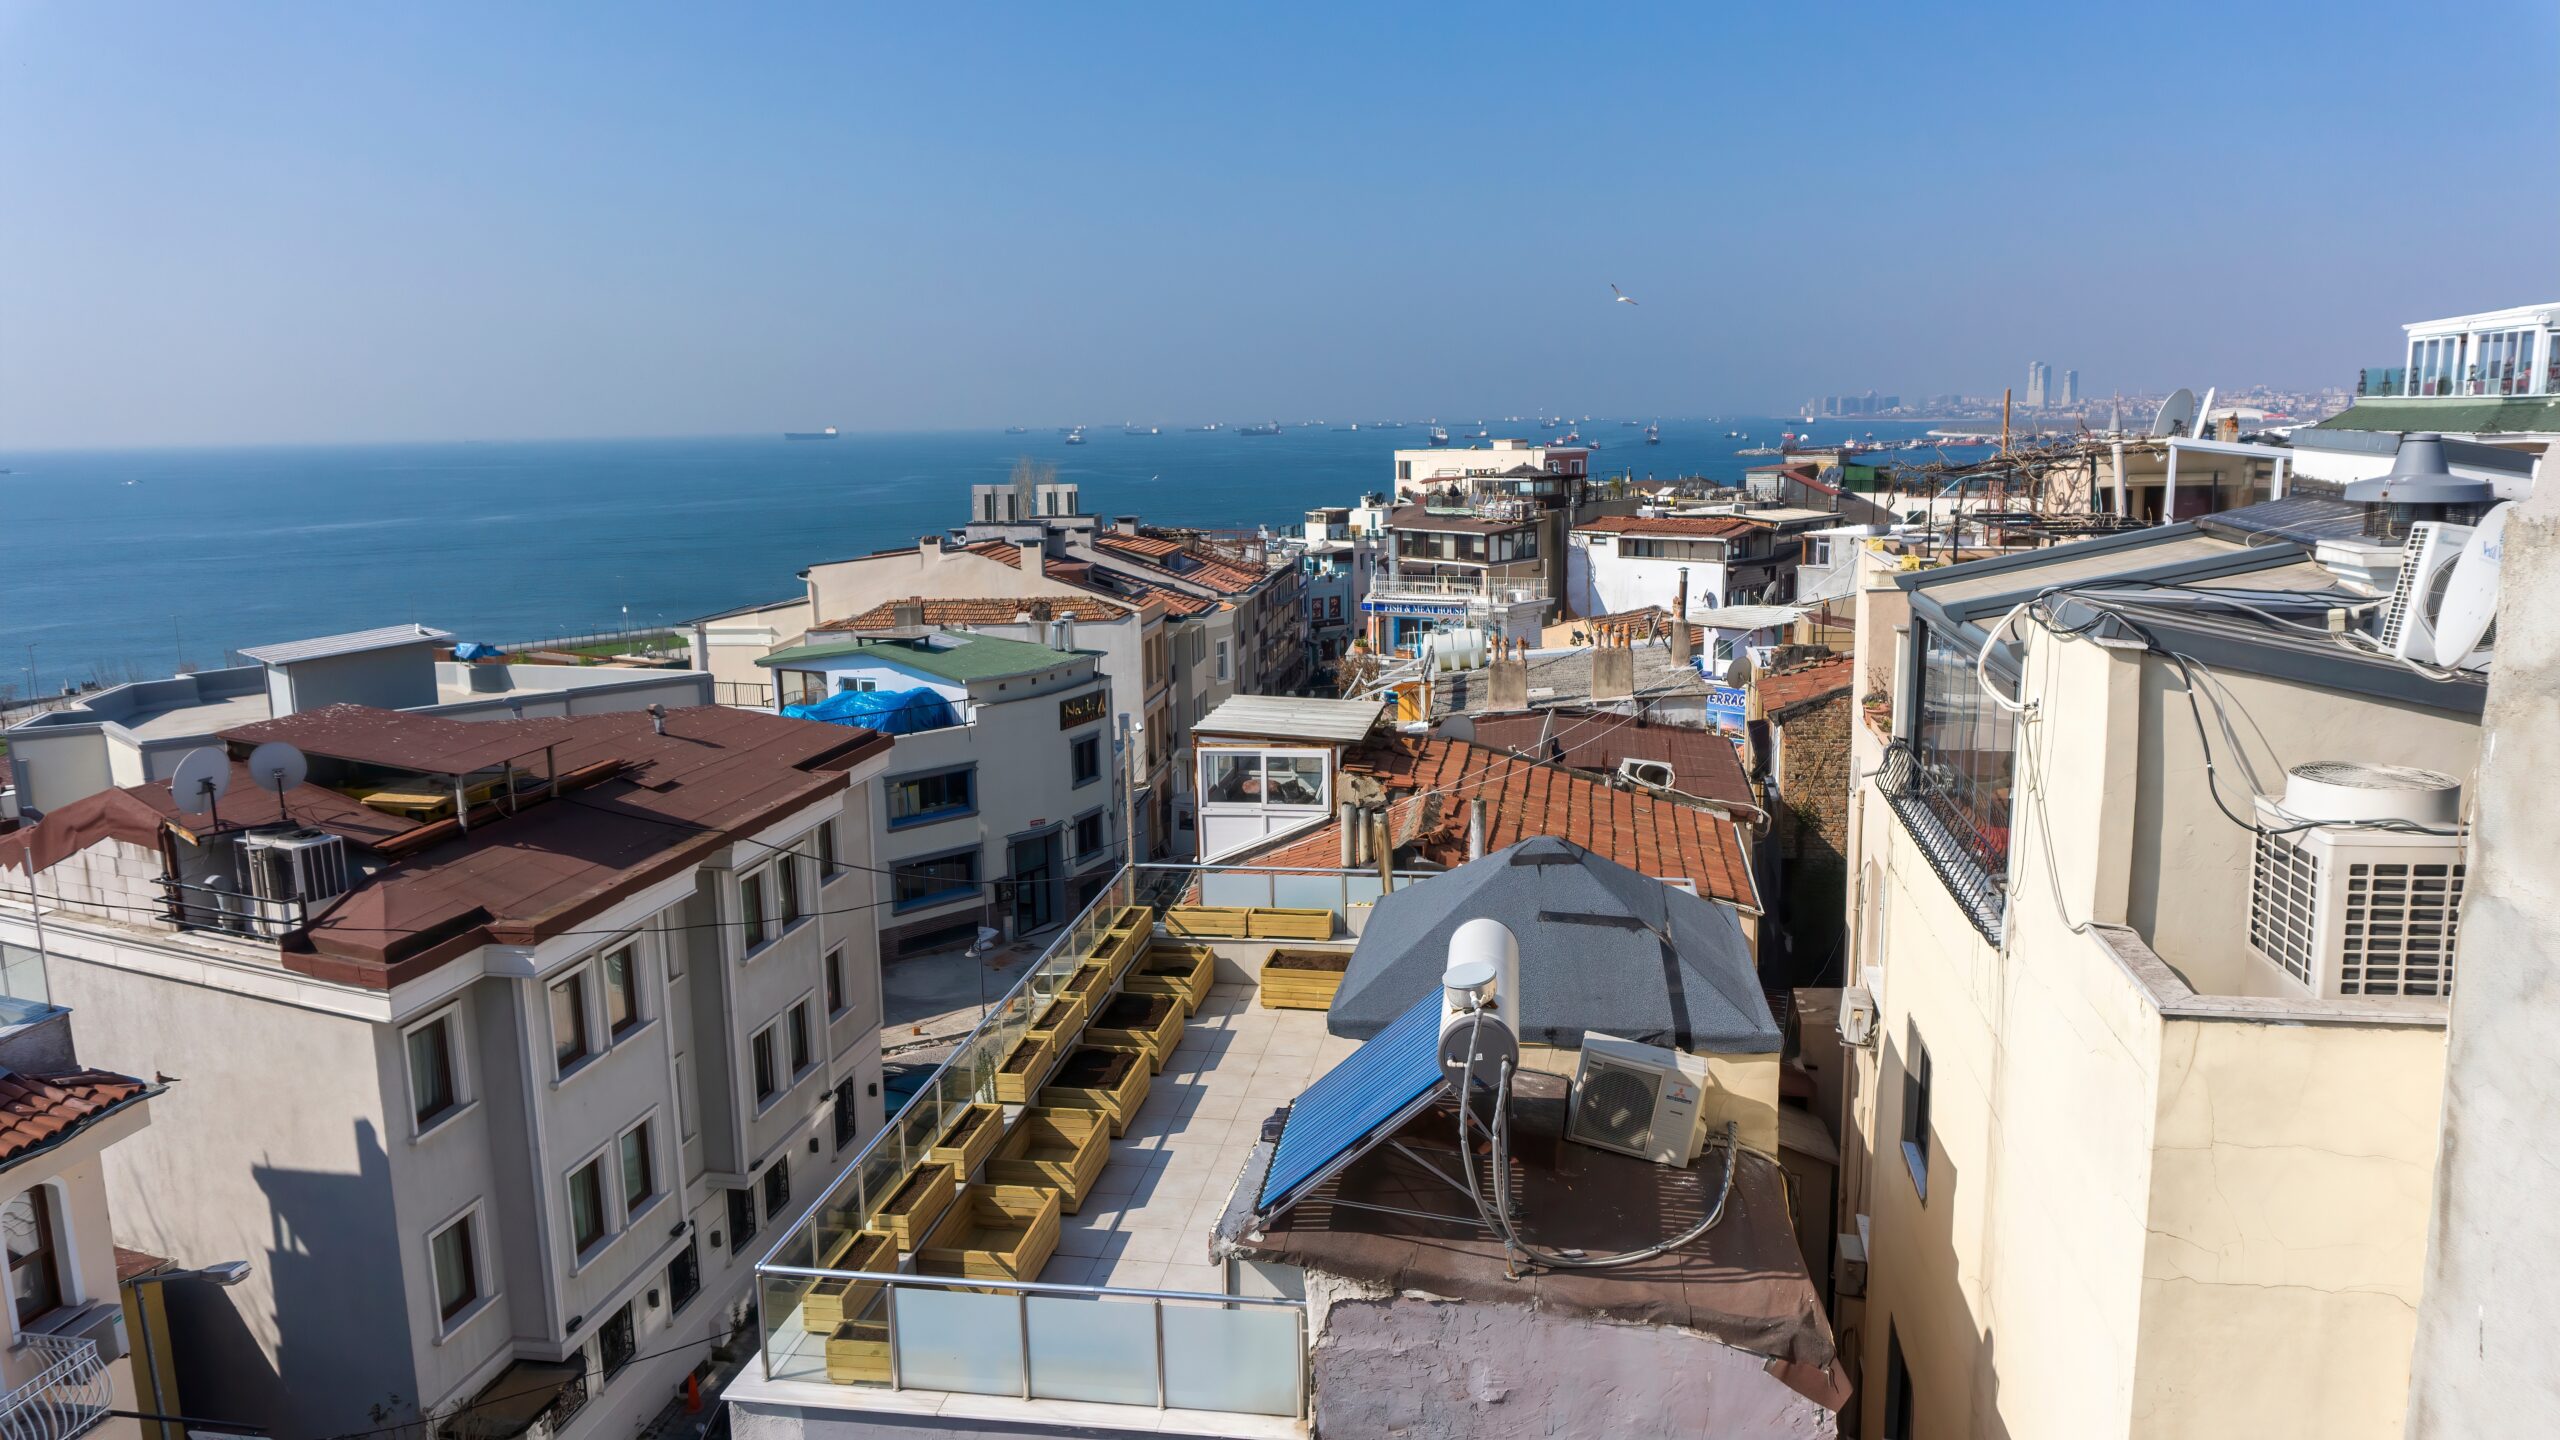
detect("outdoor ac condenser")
[2245,764,2466,1000]
[1566,1032,1715,1167]
[240,827,353,908]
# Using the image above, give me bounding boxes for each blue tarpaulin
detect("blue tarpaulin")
[452,642,505,661]
[783,686,959,735]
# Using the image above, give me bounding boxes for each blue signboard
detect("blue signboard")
[1705,684,1749,734]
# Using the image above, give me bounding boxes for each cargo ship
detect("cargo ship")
[1238,422,1283,436]
[784,426,840,441]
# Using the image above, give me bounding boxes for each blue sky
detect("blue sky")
[3,1,2554,446]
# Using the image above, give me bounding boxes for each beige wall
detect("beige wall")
[697,596,814,699]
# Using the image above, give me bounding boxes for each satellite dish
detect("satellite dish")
[170,748,232,818]
[245,742,310,796]
[2432,501,2511,667]
[2150,388,2197,438]
[2191,386,2217,439]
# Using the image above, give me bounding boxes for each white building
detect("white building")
[0,704,895,1440]
[5,625,711,818]
[755,629,1122,954]
[1566,514,1797,618]
[1390,438,1588,499]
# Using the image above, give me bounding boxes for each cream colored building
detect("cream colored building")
[1832,501,2482,1439]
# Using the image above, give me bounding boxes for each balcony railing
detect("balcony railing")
[2360,365,2560,399]
[0,1336,112,1440]
[1366,572,1547,604]
[1876,739,2008,945]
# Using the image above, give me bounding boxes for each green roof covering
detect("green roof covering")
[2311,397,2560,435]
[756,631,1074,683]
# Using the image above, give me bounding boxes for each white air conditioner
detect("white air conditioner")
[1567,1033,1715,1167]
[2378,522,2490,669]
[1616,757,1676,791]
[2246,764,2466,1000]
[241,828,352,909]
[1837,986,1877,1049]
[1834,1222,1869,1299]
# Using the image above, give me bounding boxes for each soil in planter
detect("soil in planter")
[1267,949,1351,973]
[1029,996,1076,1032]
[1000,1042,1044,1077]
[882,1165,943,1212]
[1096,994,1175,1029]
[1053,1048,1136,1090]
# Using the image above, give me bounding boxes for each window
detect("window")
[833,1076,861,1151]
[891,850,979,911]
[824,947,848,1018]
[739,870,770,951]
[726,1187,758,1250]
[787,1001,813,1075]
[763,1155,791,1221]
[1203,750,1326,808]
[1074,811,1106,861]
[1901,1023,1932,1200]
[752,1025,780,1104]
[776,855,804,929]
[603,945,642,1039]
[667,1239,702,1313]
[620,1122,657,1215]
[1883,1326,1915,1440]
[1215,640,1230,681]
[3,1188,63,1327]
[568,1159,608,1255]
[598,1302,636,1382]
[1071,735,1101,787]
[888,768,975,827]
[430,1212,480,1324]
[1883,622,2018,941]
[407,1013,460,1129]
[815,822,839,881]
[550,971,592,1073]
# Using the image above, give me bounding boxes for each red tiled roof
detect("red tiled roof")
[1093,533,1184,560]
[964,543,1207,616]
[1571,514,1760,539]
[1464,711,1754,811]
[967,541,1029,566]
[1092,535,1268,596]
[0,1069,149,1164]
[816,595,1130,630]
[1756,656,1855,717]
[1236,737,1757,910]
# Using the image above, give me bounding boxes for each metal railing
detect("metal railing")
[1876,739,2009,944]
[714,681,775,709]
[0,1336,112,1440]
[159,877,306,941]
[1366,572,1546,603]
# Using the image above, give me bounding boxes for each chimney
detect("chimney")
[892,600,926,629]
[1670,568,1694,667]
[1017,538,1044,573]
[1338,802,1358,867]
[1467,797,1488,861]
[1057,614,1076,652]
[1351,805,1371,867]
[920,535,943,561]
[1592,631,1636,704]
[1117,516,1141,536]
[1374,807,1395,893]
[647,703,667,736]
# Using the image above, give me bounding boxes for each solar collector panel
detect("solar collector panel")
[1255,992,1449,1213]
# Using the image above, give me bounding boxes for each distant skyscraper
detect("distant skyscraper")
[2062,368,2080,405]
[2025,360,2052,408]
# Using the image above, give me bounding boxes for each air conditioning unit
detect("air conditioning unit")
[1566,1033,1715,1167]
[2378,522,2490,669]
[1616,757,1676,791]
[2246,763,2466,1000]
[1837,986,1878,1049]
[240,828,353,909]
[1833,1221,1869,1300]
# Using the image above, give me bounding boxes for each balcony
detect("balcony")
[2360,364,2558,399]
[0,1336,114,1440]
[1364,572,1546,608]
[1876,739,2009,945]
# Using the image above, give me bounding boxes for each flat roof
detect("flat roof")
[758,631,1077,683]
[237,624,453,666]
[221,706,568,775]
[1195,695,1386,746]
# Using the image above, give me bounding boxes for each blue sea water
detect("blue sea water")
[1,418,1972,694]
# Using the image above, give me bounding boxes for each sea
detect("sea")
[1,418,1979,695]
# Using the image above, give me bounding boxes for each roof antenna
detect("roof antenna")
[648,703,667,736]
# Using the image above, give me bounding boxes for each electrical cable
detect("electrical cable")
[294,1332,725,1440]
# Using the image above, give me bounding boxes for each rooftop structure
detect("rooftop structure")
[1456,708,1754,813]
[2331,300,2560,443]
[1192,694,1387,747]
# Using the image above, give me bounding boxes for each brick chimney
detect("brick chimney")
[1016,538,1044,572]
[892,600,926,629]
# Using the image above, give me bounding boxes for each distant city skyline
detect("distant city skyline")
[2,1,2555,449]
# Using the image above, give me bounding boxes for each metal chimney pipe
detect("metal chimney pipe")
[1467,797,1488,861]
[1374,807,1395,894]
[647,703,667,736]
[1338,802,1357,867]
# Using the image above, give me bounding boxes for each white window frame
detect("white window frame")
[738,865,774,957]
[786,996,817,1080]
[548,964,601,1083]
[674,1056,697,1141]
[813,820,841,884]
[749,1019,785,1112]
[1,1181,77,1341]
[599,938,649,1044]
[617,1113,663,1226]
[402,1005,474,1139]
[563,1146,616,1269]
[823,946,850,1022]
[426,1201,495,1339]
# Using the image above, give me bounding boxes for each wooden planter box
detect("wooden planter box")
[1246,907,1336,941]
[1025,987,1090,1052]
[986,1107,1111,1213]
[1039,1045,1151,1136]
[1165,905,1252,939]
[1129,943,1216,1016]
[927,1102,1006,1179]
[1261,948,1350,1010]
[801,1230,896,1332]
[825,1315,892,1385]
[866,1160,958,1252]
[1088,906,1153,983]
[1053,963,1109,1035]
[914,1184,1063,1284]
[1087,992,1185,1073]
[992,1022,1063,1105]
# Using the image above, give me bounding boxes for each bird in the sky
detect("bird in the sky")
[1611,283,1638,306]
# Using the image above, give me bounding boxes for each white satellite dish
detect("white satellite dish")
[2191,386,2217,439]
[2432,501,2511,668]
[170,748,232,819]
[246,742,310,797]
[2150,388,2197,438]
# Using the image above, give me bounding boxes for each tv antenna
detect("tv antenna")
[170,748,232,828]
[2432,501,2511,667]
[245,742,309,824]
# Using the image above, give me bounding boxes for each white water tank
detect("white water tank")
[1439,918,1521,1087]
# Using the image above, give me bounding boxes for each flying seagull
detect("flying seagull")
[1611,283,1638,306]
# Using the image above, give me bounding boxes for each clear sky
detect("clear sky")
[4,1,2554,447]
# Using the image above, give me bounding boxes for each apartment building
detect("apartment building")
[5,624,711,817]
[1834,497,2486,1439]
[0,704,896,1440]
[756,628,1122,953]
[1370,440,1605,646]
[0,966,157,1440]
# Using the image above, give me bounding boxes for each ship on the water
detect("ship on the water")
[783,426,840,441]
[1645,424,1661,445]
[1238,422,1282,436]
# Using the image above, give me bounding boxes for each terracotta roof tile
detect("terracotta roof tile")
[1570,514,1761,538]
[1756,656,1855,716]
[1237,737,1757,910]
[1465,711,1753,810]
[816,595,1130,630]
[0,1069,148,1164]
